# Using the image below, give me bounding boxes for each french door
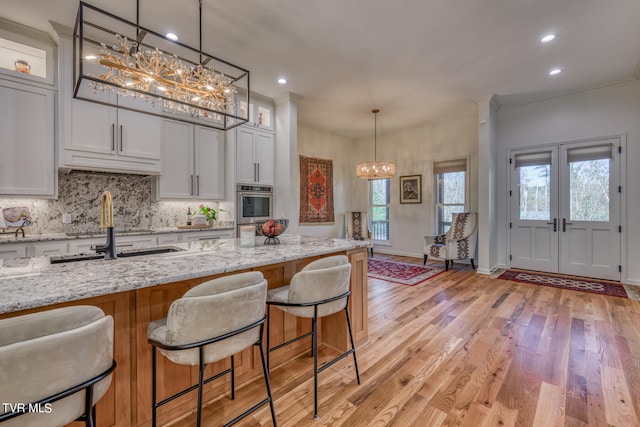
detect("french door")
[509,138,621,281]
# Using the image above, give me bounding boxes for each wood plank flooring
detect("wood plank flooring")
[169,254,640,427]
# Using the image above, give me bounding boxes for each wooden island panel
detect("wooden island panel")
[0,247,367,427]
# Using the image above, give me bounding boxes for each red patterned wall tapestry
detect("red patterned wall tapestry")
[299,155,335,224]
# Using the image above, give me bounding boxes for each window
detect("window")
[434,159,467,234]
[370,179,390,242]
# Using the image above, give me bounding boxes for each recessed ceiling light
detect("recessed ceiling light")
[540,34,556,43]
[277,77,287,85]
[166,33,178,41]
[85,55,97,60]
[549,68,562,76]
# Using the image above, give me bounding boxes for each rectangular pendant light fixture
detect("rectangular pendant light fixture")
[73,1,250,131]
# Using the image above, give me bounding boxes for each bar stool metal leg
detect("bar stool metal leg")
[266,304,271,370]
[152,347,158,427]
[312,306,319,420]
[197,347,205,427]
[258,340,278,427]
[231,354,235,400]
[344,306,361,384]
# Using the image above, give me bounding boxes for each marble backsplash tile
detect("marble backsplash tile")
[0,172,232,235]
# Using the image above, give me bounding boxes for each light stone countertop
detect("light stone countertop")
[0,224,235,244]
[0,235,368,314]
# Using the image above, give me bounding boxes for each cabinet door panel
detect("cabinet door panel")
[256,131,275,185]
[70,98,116,154]
[236,127,257,183]
[0,80,55,196]
[158,120,194,199]
[117,109,162,160]
[195,126,225,199]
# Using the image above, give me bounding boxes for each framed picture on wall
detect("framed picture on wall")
[400,175,422,204]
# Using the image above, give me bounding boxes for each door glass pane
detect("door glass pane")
[569,159,609,221]
[518,165,550,220]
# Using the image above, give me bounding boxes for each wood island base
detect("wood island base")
[1,247,367,427]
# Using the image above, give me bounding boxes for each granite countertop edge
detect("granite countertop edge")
[0,235,369,315]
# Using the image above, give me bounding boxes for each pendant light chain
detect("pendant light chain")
[373,108,379,162]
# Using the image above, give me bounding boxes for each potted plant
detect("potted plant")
[198,204,216,227]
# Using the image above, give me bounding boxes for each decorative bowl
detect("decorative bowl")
[255,219,289,244]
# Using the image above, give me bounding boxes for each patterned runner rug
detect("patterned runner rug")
[368,258,444,286]
[497,269,628,298]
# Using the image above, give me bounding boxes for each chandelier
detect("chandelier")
[356,109,396,180]
[73,1,249,131]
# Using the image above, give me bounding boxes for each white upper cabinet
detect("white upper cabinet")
[0,18,56,88]
[56,31,163,174]
[238,95,274,132]
[194,126,225,199]
[236,126,274,185]
[155,119,225,200]
[0,20,56,197]
[0,79,56,197]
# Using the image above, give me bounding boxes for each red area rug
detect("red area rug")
[367,258,444,286]
[497,269,628,298]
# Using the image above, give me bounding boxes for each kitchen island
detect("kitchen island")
[0,235,369,427]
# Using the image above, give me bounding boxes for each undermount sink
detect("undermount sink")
[49,246,184,264]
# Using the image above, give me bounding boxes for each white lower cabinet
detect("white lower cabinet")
[183,230,234,243]
[0,243,28,259]
[34,242,68,257]
[156,234,180,245]
[0,230,235,259]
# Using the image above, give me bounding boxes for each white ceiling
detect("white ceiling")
[3,0,640,138]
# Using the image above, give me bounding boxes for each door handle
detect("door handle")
[190,175,194,196]
[111,124,115,151]
[562,218,573,232]
[196,175,200,196]
[254,163,258,182]
[119,125,123,152]
[256,163,260,182]
[546,218,557,232]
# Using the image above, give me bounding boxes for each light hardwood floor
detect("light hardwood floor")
[170,254,640,427]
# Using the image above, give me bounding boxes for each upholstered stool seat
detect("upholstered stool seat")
[266,255,360,419]
[148,271,277,427]
[0,305,116,427]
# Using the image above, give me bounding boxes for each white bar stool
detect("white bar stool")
[148,271,277,427]
[0,305,116,427]
[266,255,360,419]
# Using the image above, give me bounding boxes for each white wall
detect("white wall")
[355,114,479,257]
[288,123,363,237]
[496,80,640,284]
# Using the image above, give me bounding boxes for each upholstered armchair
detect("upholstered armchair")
[424,212,478,270]
[345,211,374,257]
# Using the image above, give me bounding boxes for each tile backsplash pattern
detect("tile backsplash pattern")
[0,172,230,235]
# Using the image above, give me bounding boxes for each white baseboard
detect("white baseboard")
[372,248,422,258]
[625,278,640,286]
